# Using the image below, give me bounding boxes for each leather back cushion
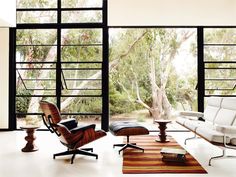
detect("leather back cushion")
[40,101,62,124]
[214,109,236,126]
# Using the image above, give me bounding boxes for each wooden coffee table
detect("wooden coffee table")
[154,119,172,142]
[20,125,40,152]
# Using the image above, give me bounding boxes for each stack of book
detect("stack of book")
[160,147,187,163]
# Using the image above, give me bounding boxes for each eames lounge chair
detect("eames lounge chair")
[39,100,106,164]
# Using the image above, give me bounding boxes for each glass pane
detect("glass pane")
[61,10,102,23]
[17,0,57,8]
[16,46,57,62]
[60,97,102,114]
[62,63,102,69]
[16,97,56,113]
[205,69,236,79]
[61,0,103,8]
[61,46,102,61]
[62,69,101,80]
[204,46,236,61]
[109,28,197,131]
[205,90,236,96]
[16,97,56,128]
[61,29,102,45]
[17,11,57,24]
[205,80,235,89]
[16,115,42,129]
[205,63,236,69]
[16,63,56,95]
[16,29,57,45]
[204,28,236,44]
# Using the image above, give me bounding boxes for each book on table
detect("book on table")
[160,147,187,162]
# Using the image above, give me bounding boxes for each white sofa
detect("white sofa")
[176,97,236,165]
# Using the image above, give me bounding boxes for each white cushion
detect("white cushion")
[221,97,236,110]
[214,109,236,126]
[204,106,220,122]
[216,125,236,134]
[206,97,222,107]
[184,120,204,131]
[176,117,186,125]
[230,138,236,145]
[179,111,204,118]
[196,126,230,144]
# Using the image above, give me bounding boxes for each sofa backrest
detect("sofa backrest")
[204,97,222,123]
[215,97,236,126]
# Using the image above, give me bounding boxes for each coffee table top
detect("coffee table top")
[154,119,172,123]
[20,125,40,129]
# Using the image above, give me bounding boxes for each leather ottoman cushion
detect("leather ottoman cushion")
[109,121,149,136]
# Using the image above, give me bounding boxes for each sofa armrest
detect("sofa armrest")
[178,111,204,120]
[216,125,236,135]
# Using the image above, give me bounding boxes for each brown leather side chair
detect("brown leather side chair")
[39,100,106,164]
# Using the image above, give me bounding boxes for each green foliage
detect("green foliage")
[109,81,138,114]
[16,89,31,116]
[16,0,236,118]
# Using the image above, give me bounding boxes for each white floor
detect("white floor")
[0,131,236,177]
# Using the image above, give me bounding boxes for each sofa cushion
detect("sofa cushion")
[184,120,204,131]
[204,106,220,122]
[206,97,222,107]
[176,117,187,125]
[214,108,236,126]
[221,97,236,110]
[230,138,236,145]
[196,126,230,144]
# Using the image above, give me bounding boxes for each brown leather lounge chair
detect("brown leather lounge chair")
[39,101,106,164]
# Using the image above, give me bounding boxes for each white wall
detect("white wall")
[0,0,16,27]
[0,28,9,129]
[108,0,236,26]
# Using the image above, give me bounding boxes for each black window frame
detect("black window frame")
[7,1,236,132]
[9,0,109,131]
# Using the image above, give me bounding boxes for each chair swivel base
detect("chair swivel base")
[113,143,144,154]
[53,148,98,164]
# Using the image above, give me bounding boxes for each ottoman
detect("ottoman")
[109,121,149,154]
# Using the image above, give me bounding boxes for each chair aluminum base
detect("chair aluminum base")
[53,148,97,164]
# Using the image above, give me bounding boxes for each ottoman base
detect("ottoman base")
[113,135,144,154]
[109,121,149,154]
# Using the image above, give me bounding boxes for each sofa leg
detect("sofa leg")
[209,149,225,166]
[184,134,197,145]
[209,149,236,166]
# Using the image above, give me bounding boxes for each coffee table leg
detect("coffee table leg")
[22,128,38,152]
[156,122,170,142]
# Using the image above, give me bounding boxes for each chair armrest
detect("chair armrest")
[216,125,236,135]
[59,118,78,130]
[70,124,96,134]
